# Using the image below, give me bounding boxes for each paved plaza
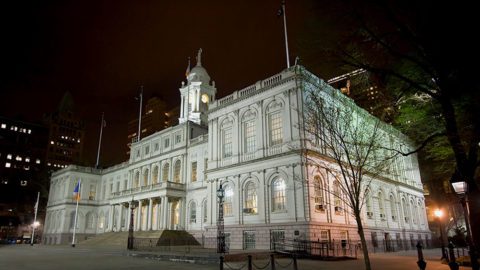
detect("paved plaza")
[0,245,471,270]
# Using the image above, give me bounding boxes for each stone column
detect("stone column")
[109,205,115,232]
[127,203,132,230]
[137,200,142,231]
[147,198,153,230]
[118,204,124,231]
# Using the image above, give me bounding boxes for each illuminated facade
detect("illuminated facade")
[43,52,430,249]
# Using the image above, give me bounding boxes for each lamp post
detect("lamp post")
[434,209,448,261]
[217,184,225,254]
[127,199,137,250]
[452,181,479,270]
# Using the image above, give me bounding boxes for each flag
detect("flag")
[73,180,81,201]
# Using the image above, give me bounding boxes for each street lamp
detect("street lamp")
[217,184,225,254]
[127,198,138,250]
[434,209,447,260]
[452,181,479,270]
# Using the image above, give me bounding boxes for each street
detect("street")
[0,245,470,270]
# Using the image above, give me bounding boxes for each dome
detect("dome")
[188,65,211,84]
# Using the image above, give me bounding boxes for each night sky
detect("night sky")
[0,0,347,166]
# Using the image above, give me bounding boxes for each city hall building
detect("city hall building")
[43,51,430,249]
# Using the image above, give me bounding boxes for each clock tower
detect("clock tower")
[178,48,216,126]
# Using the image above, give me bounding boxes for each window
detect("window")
[313,176,324,210]
[98,213,105,229]
[244,120,255,153]
[378,192,386,220]
[333,180,343,213]
[244,182,257,214]
[36,159,41,164]
[134,171,140,188]
[243,231,256,250]
[25,157,30,163]
[175,133,182,144]
[154,143,159,151]
[0,123,6,129]
[145,146,149,155]
[164,137,170,148]
[152,166,159,184]
[7,154,12,160]
[224,185,233,216]
[20,180,28,186]
[143,169,149,186]
[272,178,286,211]
[173,160,181,183]
[5,162,11,168]
[86,213,94,229]
[320,230,329,243]
[268,111,283,145]
[390,194,397,221]
[366,190,373,218]
[189,201,197,223]
[222,128,232,158]
[191,162,197,182]
[89,185,96,200]
[202,200,208,223]
[162,163,169,182]
[402,198,410,223]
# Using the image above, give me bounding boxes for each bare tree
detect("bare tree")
[302,83,396,270]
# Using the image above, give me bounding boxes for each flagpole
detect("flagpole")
[30,192,40,246]
[95,112,105,169]
[281,0,290,68]
[137,86,143,142]
[72,179,81,248]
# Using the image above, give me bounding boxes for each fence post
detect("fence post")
[416,242,426,270]
[448,242,459,270]
[248,255,252,270]
[270,254,276,270]
[219,256,224,270]
[293,254,298,270]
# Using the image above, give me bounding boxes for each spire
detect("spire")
[196,48,202,67]
[185,57,191,78]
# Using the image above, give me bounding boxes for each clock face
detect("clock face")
[201,94,209,103]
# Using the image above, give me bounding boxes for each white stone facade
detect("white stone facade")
[43,57,430,249]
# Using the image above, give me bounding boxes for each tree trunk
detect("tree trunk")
[355,213,372,270]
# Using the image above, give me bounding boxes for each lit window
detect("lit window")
[1,123,6,129]
[268,111,283,145]
[224,185,233,216]
[28,129,31,134]
[36,159,41,164]
[191,162,197,182]
[164,138,170,148]
[244,182,257,214]
[77,139,80,143]
[25,157,30,162]
[7,154,12,160]
[173,160,181,183]
[1,180,7,185]
[50,141,54,145]
[24,166,30,171]
[5,163,11,168]
[272,178,286,211]
[162,163,169,182]
[244,120,256,153]
[222,128,232,158]
[189,201,197,223]
[20,180,28,186]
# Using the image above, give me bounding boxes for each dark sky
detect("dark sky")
[0,0,344,166]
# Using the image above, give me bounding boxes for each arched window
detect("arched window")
[224,185,233,216]
[173,160,181,183]
[221,119,233,158]
[412,199,418,224]
[272,178,286,211]
[402,198,410,223]
[202,200,208,223]
[162,163,169,182]
[189,201,197,224]
[244,182,257,214]
[267,100,283,146]
[143,169,149,186]
[314,176,324,210]
[366,189,373,218]
[69,212,76,229]
[389,194,397,221]
[333,180,343,212]
[378,192,385,220]
[242,111,256,154]
[134,171,140,188]
[105,210,109,228]
[152,166,159,184]
[86,212,94,229]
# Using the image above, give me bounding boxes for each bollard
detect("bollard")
[416,242,427,270]
[448,242,459,270]
[270,254,276,270]
[293,254,298,270]
[219,256,224,270]
[248,255,252,270]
